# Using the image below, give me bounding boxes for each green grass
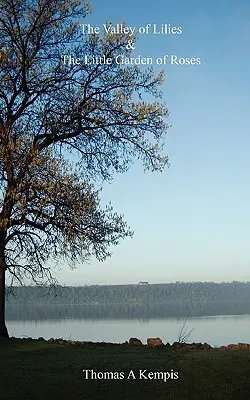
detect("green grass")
[1,339,250,400]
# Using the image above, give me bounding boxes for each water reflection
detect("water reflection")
[6,301,250,321]
[5,302,250,346]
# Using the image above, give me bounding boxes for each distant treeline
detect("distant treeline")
[6,281,250,305]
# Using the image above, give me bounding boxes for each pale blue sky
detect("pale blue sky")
[56,0,250,285]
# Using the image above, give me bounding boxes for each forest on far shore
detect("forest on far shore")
[6,281,250,305]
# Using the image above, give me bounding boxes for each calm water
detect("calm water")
[5,304,250,346]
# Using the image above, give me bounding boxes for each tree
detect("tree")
[0,0,170,337]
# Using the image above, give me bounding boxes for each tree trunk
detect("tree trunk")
[0,255,8,338]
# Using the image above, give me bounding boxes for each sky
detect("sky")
[55,0,250,285]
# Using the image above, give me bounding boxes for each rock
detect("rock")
[53,338,63,343]
[226,343,250,350]
[203,342,212,350]
[190,342,210,350]
[227,344,240,350]
[238,343,250,350]
[147,337,163,347]
[172,341,183,349]
[171,341,212,350]
[128,337,143,346]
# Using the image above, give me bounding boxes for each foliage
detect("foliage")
[0,0,170,287]
[6,281,250,305]
[5,155,133,284]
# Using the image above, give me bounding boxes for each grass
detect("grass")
[1,339,250,400]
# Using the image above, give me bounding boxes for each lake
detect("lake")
[5,303,250,346]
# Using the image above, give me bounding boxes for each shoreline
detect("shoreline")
[2,336,250,351]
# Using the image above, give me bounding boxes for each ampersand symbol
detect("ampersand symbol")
[126,40,136,50]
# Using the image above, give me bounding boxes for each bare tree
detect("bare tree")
[0,0,170,337]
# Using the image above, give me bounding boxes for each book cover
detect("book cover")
[1,0,250,399]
